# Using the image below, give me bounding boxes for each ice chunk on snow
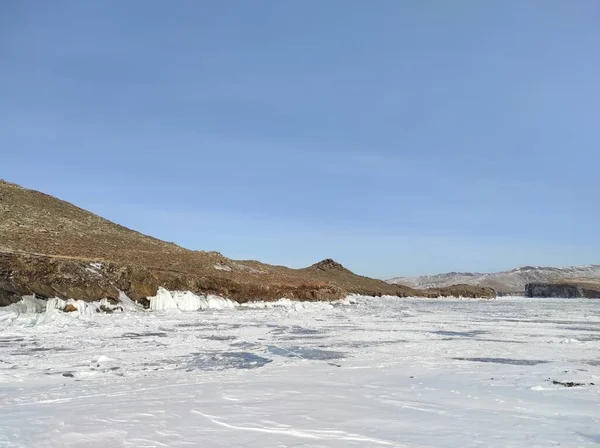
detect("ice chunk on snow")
[117,291,143,312]
[46,298,67,312]
[0,295,47,320]
[149,288,179,311]
[202,294,238,310]
[175,291,204,311]
[148,288,238,311]
[11,295,47,314]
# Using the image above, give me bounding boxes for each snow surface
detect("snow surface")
[1,296,599,447]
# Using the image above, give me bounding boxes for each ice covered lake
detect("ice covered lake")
[1,296,599,447]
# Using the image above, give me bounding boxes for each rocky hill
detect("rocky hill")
[388,265,600,296]
[526,279,600,299]
[0,180,495,306]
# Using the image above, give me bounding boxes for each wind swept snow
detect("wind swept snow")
[0,296,599,447]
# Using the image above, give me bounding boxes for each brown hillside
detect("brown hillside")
[0,180,495,304]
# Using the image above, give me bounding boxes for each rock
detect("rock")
[551,380,586,387]
[428,284,497,299]
[309,259,349,272]
[526,282,600,298]
[63,304,78,312]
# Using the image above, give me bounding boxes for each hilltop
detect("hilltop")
[0,180,494,305]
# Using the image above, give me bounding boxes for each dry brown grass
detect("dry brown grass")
[0,179,495,302]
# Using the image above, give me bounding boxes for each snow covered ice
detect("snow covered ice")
[0,296,599,447]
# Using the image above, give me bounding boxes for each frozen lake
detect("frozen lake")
[1,297,599,447]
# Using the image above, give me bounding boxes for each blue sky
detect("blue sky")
[2,1,599,278]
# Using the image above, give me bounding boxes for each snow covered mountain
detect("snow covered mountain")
[388,265,600,295]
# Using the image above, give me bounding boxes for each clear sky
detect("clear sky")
[2,1,599,278]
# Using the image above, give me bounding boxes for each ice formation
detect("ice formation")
[148,287,238,311]
[117,290,143,311]
[2,295,46,315]
[0,290,371,318]
[240,295,365,310]
[46,298,107,316]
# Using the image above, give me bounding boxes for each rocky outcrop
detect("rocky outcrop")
[0,252,351,306]
[309,259,351,273]
[425,284,497,299]
[525,282,600,299]
[1,251,495,306]
[0,252,156,305]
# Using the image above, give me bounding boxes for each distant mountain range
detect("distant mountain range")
[388,265,600,296]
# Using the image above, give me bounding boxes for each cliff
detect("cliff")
[525,280,600,299]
